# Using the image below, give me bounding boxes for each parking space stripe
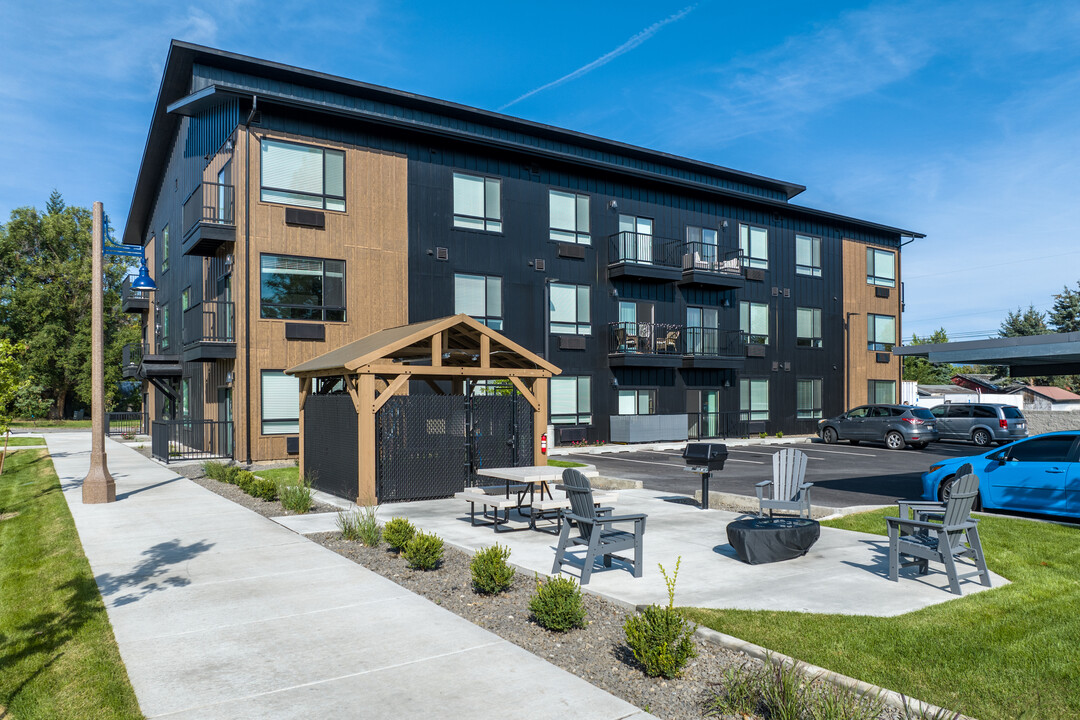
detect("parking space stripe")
[799,447,878,457]
[567,454,763,466]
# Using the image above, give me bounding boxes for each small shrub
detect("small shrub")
[202,460,228,481]
[705,664,761,717]
[247,475,278,502]
[356,505,382,547]
[775,430,784,438]
[470,543,515,594]
[337,509,362,541]
[623,557,697,678]
[759,659,805,720]
[759,431,768,439]
[403,531,443,570]
[807,682,885,720]
[233,470,255,493]
[279,473,313,514]
[383,516,416,552]
[529,575,587,631]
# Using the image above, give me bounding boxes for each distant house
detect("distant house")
[950,373,1002,393]
[919,384,978,398]
[1009,385,1080,411]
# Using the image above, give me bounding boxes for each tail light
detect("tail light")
[903,417,923,425]
[1000,419,1008,429]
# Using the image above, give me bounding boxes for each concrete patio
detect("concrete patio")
[276,488,1007,616]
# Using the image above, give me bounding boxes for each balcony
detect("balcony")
[678,244,745,289]
[121,276,150,313]
[608,321,684,368]
[182,301,235,362]
[682,328,745,369]
[607,232,682,281]
[182,181,235,256]
[122,342,182,379]
[688,411,748,440]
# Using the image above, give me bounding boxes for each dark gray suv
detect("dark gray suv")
[818,404,939,450]
[928,403,1028,446]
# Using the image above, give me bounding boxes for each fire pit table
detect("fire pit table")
[726,516,820,565]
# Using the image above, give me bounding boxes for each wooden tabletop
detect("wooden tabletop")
[476,466,565,484]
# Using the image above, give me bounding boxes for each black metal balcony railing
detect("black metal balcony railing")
[688,411,747,440]
[609,232,682,267]
[609,321,684,355]
[680,244,743,275]
[122,342,146,371]
[685,328,744,357]
[121,276,150,304]
[151,419,234,463]
[182,181,234,238]
[183,301,235,347]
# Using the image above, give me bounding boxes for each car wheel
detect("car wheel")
[972,428,992,447]
[849,439,861,446]
[939,475,982,510]
[822,427,838,444]
[885,431,905,450]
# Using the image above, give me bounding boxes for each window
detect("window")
[549,283,590,335]
[549,190,589,244]
[260,254,345,321]
[618,389,655,415]
[867,248,896,287]
[160,225,169,273]
[740,378,769,421]
[868,380,896,404]
[796,307,822,348]
[1005,435,1077,463]
[160,305,170,349]
[686,226,719,264]
[551,376,591,425]
[796,234,822,277]
[797,379,822,419]
[616,215,654,263]
[686,306,719,355]
[455,273,502,329]
[972,406,997,419]
[453,173,501,231]
[867,314,896,351]
[260,139,345,211]
[181,378,190,418]
[739,223,768,269]
[262,370,299,435]
[739,301,769,344]
[181,287,191,312]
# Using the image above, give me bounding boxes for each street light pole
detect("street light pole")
[83,201,115,503]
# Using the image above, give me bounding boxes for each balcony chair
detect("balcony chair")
[552,469,647,585]
[886,463,991,595]
[614,327,638,353]
[660,329,680,353]
[755,448,813,519]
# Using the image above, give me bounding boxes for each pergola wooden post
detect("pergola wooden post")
[287,315,561,505]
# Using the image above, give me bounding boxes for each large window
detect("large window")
[455,273,502,329]
[262,370,299,435]
[160,225,169,274]
[686,226,719,260]
[549,283,590,335]
[796,307,822,348]
[796,234,822,277]
[260,254,345,321]
[1006,435,1077,463]
[618,389,655,415]
[797,379,822,419]
[160,304,170,349]
[740,378,769,421]
[867,248,896,287]
[453,173,501,231]
[739,223,768,269]
[181,378,191,419]
[867,314,896,351]
[551,376,591,425]
[549,190,590,244]
[868,380,896,404]
[261,139,345,211]
[740,301,769,344]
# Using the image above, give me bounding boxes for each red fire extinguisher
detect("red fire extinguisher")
[540,433,548,455]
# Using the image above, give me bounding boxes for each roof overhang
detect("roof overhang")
[894,331,1080,376]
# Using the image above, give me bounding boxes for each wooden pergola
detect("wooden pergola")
[286,314,561,505]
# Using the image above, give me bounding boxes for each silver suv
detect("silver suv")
[928,403,1028,447]
[818,404,939,450]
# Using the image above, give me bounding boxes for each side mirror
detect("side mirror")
[987,451,1006,465]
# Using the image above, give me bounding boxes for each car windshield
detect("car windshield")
[910,407,935,420]
[1003,407,1024,419]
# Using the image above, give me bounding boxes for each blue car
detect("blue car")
[921,431,1080,518]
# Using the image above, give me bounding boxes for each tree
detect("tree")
[902,328,954,385]
[1048,282,1080,333]
[999,305,1050,338]
[0,339,42,473]
[0,193,137,418]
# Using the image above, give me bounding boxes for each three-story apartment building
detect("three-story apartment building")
[121,41,920,463]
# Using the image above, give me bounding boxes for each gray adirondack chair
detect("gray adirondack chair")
[756,448,813,518]
[551,469,647,584]
[886,463,991,595]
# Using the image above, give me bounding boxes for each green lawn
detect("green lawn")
[546,459,586,468]
[10,419,93,429]
[3,436,46,447]
[682,508,1080,720]
[254,466,300,484]
[0,450,142,720]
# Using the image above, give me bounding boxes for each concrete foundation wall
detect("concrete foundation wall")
[1024,410,1080,435]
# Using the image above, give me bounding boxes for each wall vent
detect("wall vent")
[285,208,325,229]
[746,268,765,282]
[746,344,767,358]
[876,352,892,363]
[535,259,546,271]
[875,287,891,299]
[435,247,449,261]
[285,323,325,341]
[558,335,587,351]
[557,243,586,259]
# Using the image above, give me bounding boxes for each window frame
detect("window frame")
[259,253,346,323]
[160,225,169,274]
[259,137,346,212]
[454,272,503,329]
[867,247,896,287]
[868,380,897,404]
[453,172,502,232]
[796,306,823,348]
[617,389,656,416]
[550,375,592,425]
[867,313,896,351]
[797,378,823,419]
[739,301,769,345]
[740,378,769,421]
[549,283,591,335]
[261,369,299,436]
[795,234,822,277]
[738,223,768,269]
[548,189,590,245]
[160,304,170,350]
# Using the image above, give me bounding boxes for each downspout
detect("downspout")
[242,97,257,464]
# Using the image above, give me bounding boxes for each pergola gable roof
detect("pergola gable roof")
[286,314,560,378]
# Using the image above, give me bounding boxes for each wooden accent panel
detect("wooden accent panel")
[532,377,548,467]
[235,128,409,461]
[841,239,902,407]
[357,373,377,505]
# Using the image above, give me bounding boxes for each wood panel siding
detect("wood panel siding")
[842,238,902,407]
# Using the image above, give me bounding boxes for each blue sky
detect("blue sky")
[2,0,1079,341]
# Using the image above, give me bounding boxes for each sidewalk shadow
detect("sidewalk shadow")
[116,476,181,500]
[96,538,215,607]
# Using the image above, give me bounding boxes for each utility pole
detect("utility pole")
[83,201,115,503]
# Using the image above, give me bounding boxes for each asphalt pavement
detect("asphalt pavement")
[564,440,988,508]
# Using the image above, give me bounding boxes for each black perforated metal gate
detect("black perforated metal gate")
[376,389,533,503]
[304,394,359,501]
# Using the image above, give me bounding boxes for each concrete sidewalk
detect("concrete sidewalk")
[49,434,653,720]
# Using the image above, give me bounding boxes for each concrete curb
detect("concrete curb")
[693,626,972,719]
[549,436,815,456]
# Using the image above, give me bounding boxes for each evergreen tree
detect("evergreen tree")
[999,305,1050,337]
[1048,282,1080,333]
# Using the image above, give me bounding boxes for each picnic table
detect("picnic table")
[455,465,612,533]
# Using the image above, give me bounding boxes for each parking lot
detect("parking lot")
[562,440,989,508]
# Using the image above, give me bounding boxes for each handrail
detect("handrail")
[685,327,743,357]
[183,301,235,346]
[608,321,684,355]
[182,181,234,238]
